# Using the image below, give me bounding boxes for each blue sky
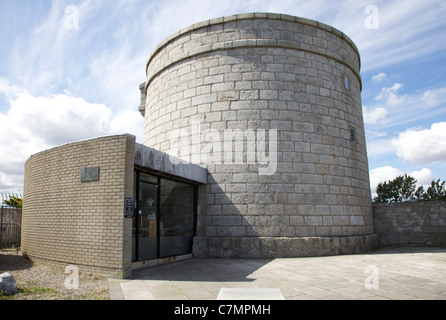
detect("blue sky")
[0,0,445,196]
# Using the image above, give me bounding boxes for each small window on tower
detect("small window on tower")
[345,77,350,90]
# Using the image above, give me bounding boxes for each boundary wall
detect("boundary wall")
[373,201,446,247]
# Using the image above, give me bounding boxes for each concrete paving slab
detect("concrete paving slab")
[107,279,125,300]
[123,289,156,300]
[217,288,285,300]
[108,247,446,300]
[180,287,216,300]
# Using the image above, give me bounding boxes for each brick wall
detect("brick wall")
[374,201,446,247]
[22,134,135,278]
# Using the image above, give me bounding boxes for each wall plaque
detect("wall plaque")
[124,198,134,218]
[80,167,100,182]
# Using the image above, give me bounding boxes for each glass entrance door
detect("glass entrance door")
[132,171,197,262]
[159,178,195,258]
[133,174,159,261]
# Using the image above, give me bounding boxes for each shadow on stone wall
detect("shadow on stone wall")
[373,201,446,247]
[362,246,446,255]
[193,172,380,258]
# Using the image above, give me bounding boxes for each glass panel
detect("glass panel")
[137,181,158,260]
[139,173,158,184]
[159,179,194,258]
[132,173,137,262]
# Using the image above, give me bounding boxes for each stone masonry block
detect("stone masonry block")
[143,13,373,257]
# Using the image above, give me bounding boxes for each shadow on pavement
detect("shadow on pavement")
[131,258,274,282]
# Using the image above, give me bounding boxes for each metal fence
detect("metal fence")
[1,193,22,253]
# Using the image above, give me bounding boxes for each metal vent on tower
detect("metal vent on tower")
[350,127,356,142]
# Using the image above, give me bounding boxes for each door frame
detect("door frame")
[133,169,198,262]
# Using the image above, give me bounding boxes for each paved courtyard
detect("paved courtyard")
[108,246,446,300]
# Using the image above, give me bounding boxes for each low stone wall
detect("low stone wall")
[373,201,446,247]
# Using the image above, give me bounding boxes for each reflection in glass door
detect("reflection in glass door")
[133,174,159,261]
[132,171,197,262]
[159,178,195,258]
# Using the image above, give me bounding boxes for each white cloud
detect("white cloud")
[366,139,395,159]
[391,122,446,165]
[365,83,446,129]
[6,0,145,111]
[0,78,26,99]
[1,0,446,193]
[0,79,143,192]
[422,87,446,108]
[8,93,112,145]
[8,0,445,102]
[369,166,404,195]
[363,106,388,124]
[350,1,446,72]
[0,172,23,194]
[372,73,387,83]
[375,83,406,106]
[109,108,144,137]
[411,168,436,187]
[369,166,436,197]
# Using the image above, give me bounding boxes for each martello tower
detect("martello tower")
[140,13,379,258]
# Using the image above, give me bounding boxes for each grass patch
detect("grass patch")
[0,286,58,300]
[19,286,58,295]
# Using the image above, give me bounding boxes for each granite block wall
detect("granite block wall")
[374,201,446,247]
[141,13,378,257]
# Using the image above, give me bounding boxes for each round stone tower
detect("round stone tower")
[141,13,379,258]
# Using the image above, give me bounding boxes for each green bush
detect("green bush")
[2,196,22,209]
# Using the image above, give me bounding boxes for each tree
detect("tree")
[414,185,425,201]
[373,175,446,203]
[374,174,417,203]
[423,179,446,201]
[2,196,22,209]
